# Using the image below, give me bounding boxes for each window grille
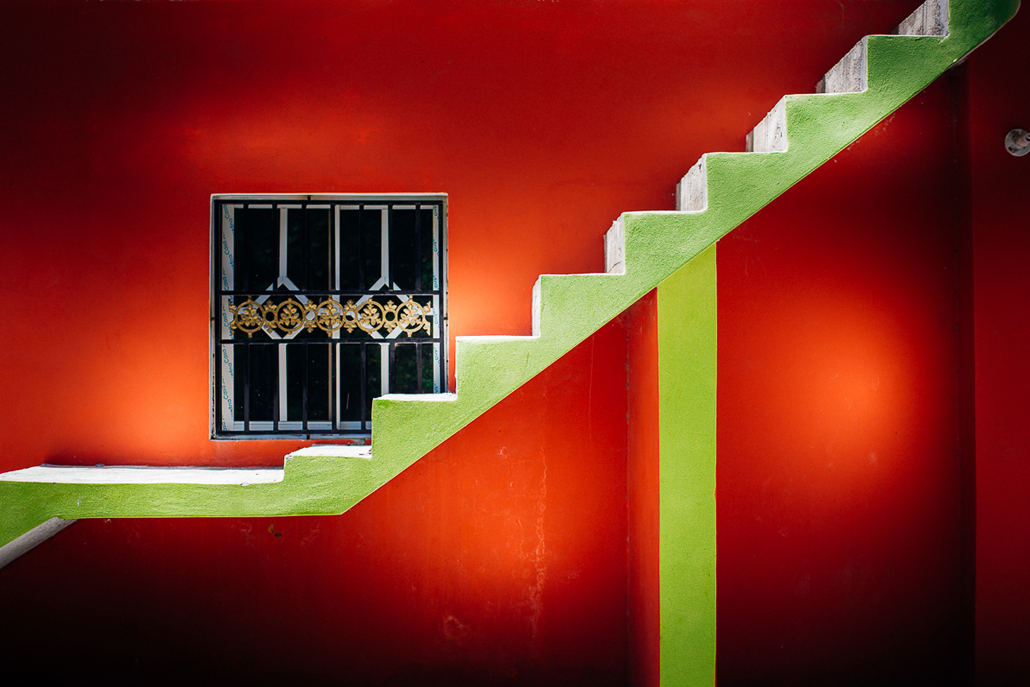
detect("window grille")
[211,195,447,439]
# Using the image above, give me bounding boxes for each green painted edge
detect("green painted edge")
[657,246,718,687]
[0,0,1018,549]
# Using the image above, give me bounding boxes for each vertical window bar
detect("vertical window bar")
[331,206,341,345]
[382,206,390,288]
[238,207,249,292]
[332,211,342,429]
[434,341,441,393]
[277,208,288,432]
[333,342,340,431]
[278,206,287,288]
[333,204,339,292]
[302,204,310,291]
[278,343,288,427]
[218,204,237,431]
[432,204,440,293]
[219,204,235,310]
[387,204,394,291]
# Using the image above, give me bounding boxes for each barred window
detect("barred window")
[211,195,447,439]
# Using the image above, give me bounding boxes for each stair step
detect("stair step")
[897,0,948,37]
[676,157,708,212]
[817,0,949,94]
[746,98,788,153]
[817,38,868,94]
[604,217,626,275]
[0,465,285,485]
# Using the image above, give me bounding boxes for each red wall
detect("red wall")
[718,71,973,685]
[0,0,931,470]
[627,292,660,687]
[5,1,1024,685]
[0,323,632,685]
[968,6,1030,683]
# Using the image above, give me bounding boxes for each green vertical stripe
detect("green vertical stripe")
[658,245,717,686]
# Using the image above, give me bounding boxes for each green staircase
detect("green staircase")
[0,0,1018,558]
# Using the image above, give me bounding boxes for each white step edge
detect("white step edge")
[746,97,788,153]
[455,335,539,345]
[533,277,542,336]
[816,0,948,94]
[0,465,284,485]
[604,217,626,275]
[676,156,708,212]
[286,444,373,458]
[372,393,457,404]
[897,0,948,37]
[0,517,76,570]
[817,38,868,94]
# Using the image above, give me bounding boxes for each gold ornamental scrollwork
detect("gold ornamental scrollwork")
[339,299,433,337]
[229,297,432,338]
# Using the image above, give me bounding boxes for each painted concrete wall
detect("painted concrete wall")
[967,6,1030,683]
[657,248,717,687]
[713,7,1029,681]
[0,334,632,685]
[627,292,660,687]
[2,0,1023,685]
[718,70,974,685]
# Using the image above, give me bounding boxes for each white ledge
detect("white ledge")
[286,445,373,458]
[0,465,284,485]
[456,335,538,344]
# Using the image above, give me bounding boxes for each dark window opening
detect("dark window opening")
[212,195,447,439]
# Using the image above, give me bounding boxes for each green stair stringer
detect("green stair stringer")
[0,0,1018,552]
[365,0,1019,508]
